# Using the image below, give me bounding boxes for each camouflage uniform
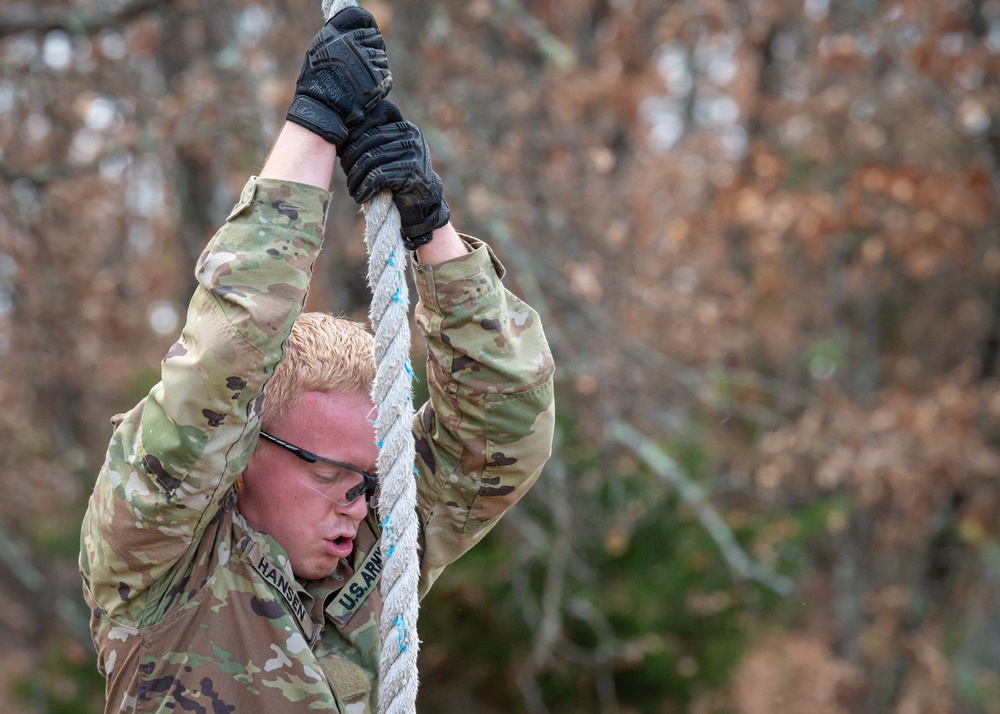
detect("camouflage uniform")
[80,177,555,713]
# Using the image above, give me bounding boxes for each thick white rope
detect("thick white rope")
[322,2,420,712]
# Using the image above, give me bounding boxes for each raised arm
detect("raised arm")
[81,7,393,625]
[336,100,556,596]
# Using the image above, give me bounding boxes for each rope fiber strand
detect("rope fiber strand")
[322,2,421,712]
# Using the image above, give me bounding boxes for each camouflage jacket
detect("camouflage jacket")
[79,177,555,713]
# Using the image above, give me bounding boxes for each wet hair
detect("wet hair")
[260,312,375,429]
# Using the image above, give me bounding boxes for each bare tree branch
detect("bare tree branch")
[0,0,172,38]
[608,418,796,596]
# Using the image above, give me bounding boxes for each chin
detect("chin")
[295,558,338,581]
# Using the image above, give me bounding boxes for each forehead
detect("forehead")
[278,390,377,459]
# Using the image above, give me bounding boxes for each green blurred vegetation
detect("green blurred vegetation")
[12,639,104,714]
[416,415,846,712]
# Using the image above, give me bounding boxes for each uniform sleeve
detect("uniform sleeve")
[410,236,556,597]
[80,177,330,625]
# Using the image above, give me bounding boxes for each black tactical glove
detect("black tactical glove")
[286,7,392,146]
[340,100,451,250]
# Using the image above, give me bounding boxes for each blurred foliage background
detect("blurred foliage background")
[2,0,1000,712]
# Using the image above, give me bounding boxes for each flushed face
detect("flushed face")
[239,390,378,579]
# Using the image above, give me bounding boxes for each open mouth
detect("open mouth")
[325,534,355,558]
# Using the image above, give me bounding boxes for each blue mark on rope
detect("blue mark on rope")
[404,357,420,382]
[381,515,397,557]
[394,615,408,652]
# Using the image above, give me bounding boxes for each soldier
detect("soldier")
[79,7,555,712]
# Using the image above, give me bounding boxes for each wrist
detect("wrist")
[259,122,338,189]
[413,222,468,265]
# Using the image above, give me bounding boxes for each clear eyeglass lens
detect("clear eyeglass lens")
[297,473,367,507]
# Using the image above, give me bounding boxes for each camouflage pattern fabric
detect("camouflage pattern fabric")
[79,176,556,713]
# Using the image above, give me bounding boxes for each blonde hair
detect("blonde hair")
[260,312,375,429]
